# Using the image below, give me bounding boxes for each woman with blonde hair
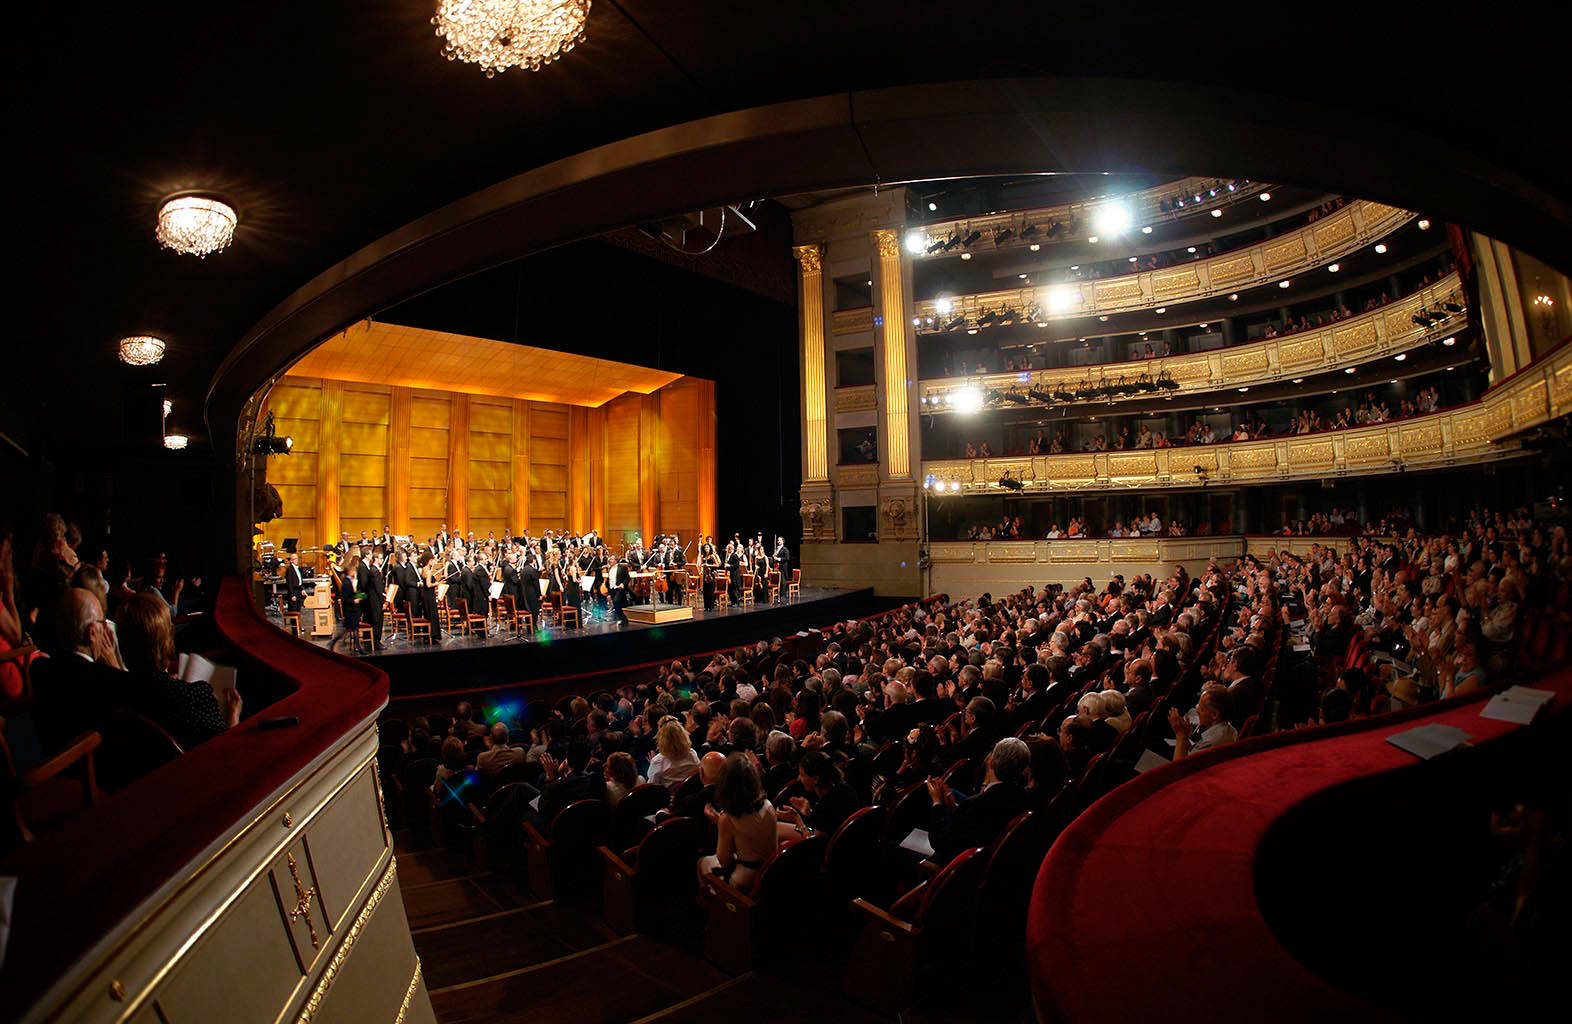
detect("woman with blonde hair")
[646,718,701,789]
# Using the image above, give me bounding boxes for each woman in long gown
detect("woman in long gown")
[752,543,771,604]
[725,542,744,605]
[331,554,363,654]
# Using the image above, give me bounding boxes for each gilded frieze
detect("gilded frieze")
[836,464,879,487]
[1206,254,1256,286]
[1109,541,1160,562]
[1228,446,1278,471]
[1551,359,1572,414]
[1484,401,1514,439]
[1278,337,1326,367]
[1049,540,1101,562]
[1450,411,1491,448]
[1312,210,1356,249]
[987,542,1040,563]
[831,306,874,336]
[1398,424,1444,455]
[1289,439,1337,467]
[1152,266,1201,298]
[1263,236,1307,271]
[834,386,876,412]
[928,543,977,563]
[1043,455,1097,480]
[986,458,1035,480]
[1106,453,1158,479]
[1189,452,1219,472]
[1333,320,1378,355]
[1512,380,1547,428]
[1341,433,1391,464]
[1165,357,1212,381]
[1094,277,1144,303]
[1221,348,1270,377]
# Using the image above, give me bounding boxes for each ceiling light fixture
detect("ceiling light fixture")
[155,196,236,257]
[1279,279,1291,288]
[1211,209,1222,218]
[1155,307,1166,313]
[1228,293,1238,301]
[1374,243,1388,254]
[1029,243,1040,251]
[960,252,972,260]
[163,432,189,451]
[1259,192,1272,201]
[1292,378,1304,384]
[928,201,938,212]
[1091,203,1133,235]
[1442,336,1456,346]
[1417,218,1431,230]
[432,0,591,77]
[1394,353,1407,361]
[1345,367,1357,374]
[118,335,167,366]
[1141,225,1153,234]
[1328,263,1340,272]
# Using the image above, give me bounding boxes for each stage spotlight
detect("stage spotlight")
[253,434,293,456]
[1176,199,1185,208]
[1443,302,1463,313]
[945,314,966,331]
[1279,280,1291,288]
[962,230,982,247]
[1021,224,1039,239]
[960,252,972,260]
[1029,243,1040,251]
[1229,293,1239,301]
[1227,182,1237,192]
[1155,307,1167,314]
[1028,389,1053,403]
[954,388,984,413]
[1046,286,1080,312]
[1209,188,1218,197]
[926,239,947,255]
[940,231,963,251]
[936,297,953,315]
[1292,378,1304,384]
[1091,203,1133,235]
[949,480,961,492]
[1187,246,1197,253]
[994,228,1015,245]
[1002,392,1028,404]
[905,230,926,255]
[1046,222,1062,238]
[979,310,999,327]
[1345,367,1357,374]
[999,474,1025,491]
[912,317,922,326]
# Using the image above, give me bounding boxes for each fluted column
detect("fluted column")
[447,393,469,535]
[511,399,531,532]
[388,386,412,535]
[873,229,913,479]
[796,244,829,482]
[316,381,343,547]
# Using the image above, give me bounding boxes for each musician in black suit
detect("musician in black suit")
[388,549,417,626]
[357,553,386,650]
[609,557,631,625]
[773,537,791,594]
[282,552,306,613]
[667,540,687,605]
[518,555,542,624]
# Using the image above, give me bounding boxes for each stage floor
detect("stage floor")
[267,587,899,696]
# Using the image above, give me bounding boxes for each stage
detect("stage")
[272,587,901,698]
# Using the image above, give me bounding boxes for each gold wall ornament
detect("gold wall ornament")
[295,856,399,1024]
[834,385,876,412]
[393,959,424,1024]
[286,853,322,950]
[794,244,823,274]
[831,306,875,335]
[800,498,833,540]
[875,229,901,259]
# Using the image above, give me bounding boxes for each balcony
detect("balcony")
[920,272,1466,410]
[912,199,1412,326]
[918,339,1571,492]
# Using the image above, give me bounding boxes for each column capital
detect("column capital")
[872,228,900,259]
[794,244,823,274]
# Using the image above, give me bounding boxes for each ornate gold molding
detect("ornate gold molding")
[919,345,1569,493]
[393,959,423,1024]
[836,464,880,487]
[920,272,1464,408]
[834,385,876,412]
[793,244,823,274]
[912,199,1411,324]
[295,856,399,1024]
[831,306,875,336]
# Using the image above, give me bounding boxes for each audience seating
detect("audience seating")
[701,831,827,974]
[95,710,184,793]
[1,724,101,848]
[844,845,989,1013]
[523,798,610,899]
[599,815,705,935]
[609,783,671,851]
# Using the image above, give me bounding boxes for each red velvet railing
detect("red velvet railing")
[0,578,389,1014]
[1026,668,1572,1023]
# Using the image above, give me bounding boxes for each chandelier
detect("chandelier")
[432,0,591,78]
[156,196,237,257]
[163,433,189,451]
[118,335,167,366]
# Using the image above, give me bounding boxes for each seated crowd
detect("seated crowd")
[1,515,232,811]
[964,507,1376,542]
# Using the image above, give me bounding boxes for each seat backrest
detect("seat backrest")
[673,772,704,801]
[979,811,1058,908]
[869,741,902,778]
[822,804,886,882]
[749,831,827,900]
[884,781,933,840]
[492,760,536,788]
[550,798,610,850]
[631,814,704,880]
[620,782,672,821]
[96,710,185,791]
[913,846,988,934]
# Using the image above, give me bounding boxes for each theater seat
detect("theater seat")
[702,831,827,974]
[820,804,890,919]
[1,725,102,850]
[96,710,185,792]
[523,798,610,899]
[844,845,989,1013]
[610,782,672,851]
[599,815,705,935]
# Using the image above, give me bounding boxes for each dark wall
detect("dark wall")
[381,238,803,549]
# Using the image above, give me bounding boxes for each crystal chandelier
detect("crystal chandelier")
[432,0,591,78]
[163,433,189,451]
[118,335,167,366]
[156,196,237,257]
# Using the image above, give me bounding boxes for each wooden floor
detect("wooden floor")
[390,822,1033,1024]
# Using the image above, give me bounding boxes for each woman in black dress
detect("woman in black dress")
[752,543,771,604]
[334,553,363,653]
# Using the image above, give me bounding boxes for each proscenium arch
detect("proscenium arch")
[208,76,1571,568]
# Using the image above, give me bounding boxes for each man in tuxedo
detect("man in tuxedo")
[358,553,386,650]
[435,523,450,553]
[609,557,631,625]
[667,540,687,605]
[388,549,416,627]
[282,552,306,613]
[925,737,1031,864]
[33,589,130,751]
[518,553,542,625]
[773,536,790,593]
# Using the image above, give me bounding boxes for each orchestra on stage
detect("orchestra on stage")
[262,526,797,653]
